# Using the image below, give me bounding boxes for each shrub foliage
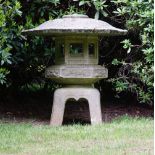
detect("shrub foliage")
[0,0,154,105]
[111,0,154,105]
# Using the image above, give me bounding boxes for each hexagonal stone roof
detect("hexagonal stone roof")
[22,14,127,36]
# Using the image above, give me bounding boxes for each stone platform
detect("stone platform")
[45,65,108,85]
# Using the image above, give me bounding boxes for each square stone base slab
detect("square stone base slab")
[50,87,102,126]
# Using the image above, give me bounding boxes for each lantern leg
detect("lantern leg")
[50,89,65,126]
[88,89,102,125]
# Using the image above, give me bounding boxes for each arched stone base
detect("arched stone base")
[50,87,102,126]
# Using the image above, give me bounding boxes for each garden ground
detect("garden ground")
[0,94,153,155]
[0,116,153,155]
[0,94,153,125]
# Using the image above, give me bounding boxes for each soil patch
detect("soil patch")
[0,95,153,125]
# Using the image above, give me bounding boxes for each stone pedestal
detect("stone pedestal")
[50,87,102,126]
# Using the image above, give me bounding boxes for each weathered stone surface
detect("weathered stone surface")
[45,64,108,85]
[21,13,127,126]
[50,87,102,126]
[22,14,127,36]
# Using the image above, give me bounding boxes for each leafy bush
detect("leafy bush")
[0,0,22,85]
[0,0,153,105]
[111,0,154,105]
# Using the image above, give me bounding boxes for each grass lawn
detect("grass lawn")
[0,116,153,155]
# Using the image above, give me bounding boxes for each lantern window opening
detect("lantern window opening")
[59,44,65,57]
[87,37,98,59]
[69,43,83,57]
[66,37,86,58]
[56,41,65,58]
[88,43,95,57]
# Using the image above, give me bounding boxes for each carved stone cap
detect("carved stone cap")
[22,14,127,36]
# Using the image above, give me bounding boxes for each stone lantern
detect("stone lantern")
[23,14,127,126]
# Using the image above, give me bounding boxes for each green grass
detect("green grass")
[0,116,153,155]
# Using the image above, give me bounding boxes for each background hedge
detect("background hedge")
[0,0,153,105]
